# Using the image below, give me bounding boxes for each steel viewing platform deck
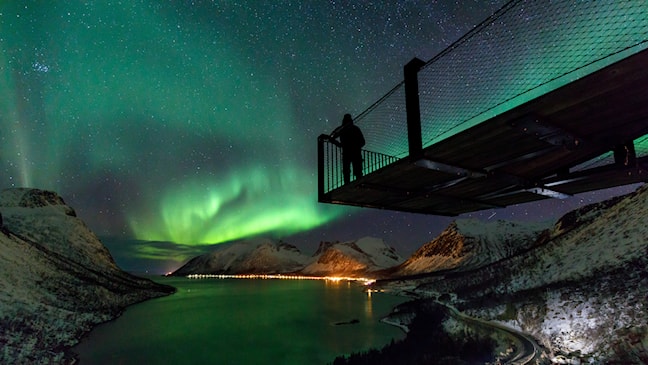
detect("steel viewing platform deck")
[319,48,648,216]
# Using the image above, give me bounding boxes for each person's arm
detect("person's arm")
[329,124,345,139]
[328,137,342,147]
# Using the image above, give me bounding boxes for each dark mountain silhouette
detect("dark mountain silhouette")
[0,188,175,364]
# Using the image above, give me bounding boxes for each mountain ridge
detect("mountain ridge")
[376,184,648,363]
[3,184,646,363]
[392,218,551,276]
[0,188,175,364]
[172,236,404,277]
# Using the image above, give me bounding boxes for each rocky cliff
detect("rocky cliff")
[0,188,175,364]
[393,219,550,276]
[380,185,648,363]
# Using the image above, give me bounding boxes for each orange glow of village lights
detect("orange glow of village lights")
[186,273,376,285]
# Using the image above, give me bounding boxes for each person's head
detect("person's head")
[342,113,353,125]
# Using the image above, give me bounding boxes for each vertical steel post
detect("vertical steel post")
[404,57,426,160]
[317,134,327,201]
[614,141,637,167]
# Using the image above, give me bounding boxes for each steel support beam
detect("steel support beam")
[404,58,427,160]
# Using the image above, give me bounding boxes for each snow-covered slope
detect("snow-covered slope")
[382,185,648,363]
[173,236,404,278]
[394,219,550,275]
[172,239,310,275]
[0,188,118,271]
[300,237,403,276]
[0,188,174,364]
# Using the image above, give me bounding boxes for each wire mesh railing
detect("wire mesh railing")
[319,0,648,196]
[353,82,408,159]
[352,0,648,158]
[417,0,648,148]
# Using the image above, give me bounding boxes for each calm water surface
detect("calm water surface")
[74,277,407,364]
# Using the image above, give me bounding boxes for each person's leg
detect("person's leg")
[342,156,351,184]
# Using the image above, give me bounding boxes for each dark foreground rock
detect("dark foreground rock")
[0,188,175,364]
[332,301,497,365]
[374,185,648,363]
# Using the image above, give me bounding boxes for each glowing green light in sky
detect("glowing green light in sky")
[129,166,343,245]
[1,1,352,241]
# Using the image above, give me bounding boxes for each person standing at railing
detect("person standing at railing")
[329,113,365,183]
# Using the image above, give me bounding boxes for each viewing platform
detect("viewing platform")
[318,0,648,216]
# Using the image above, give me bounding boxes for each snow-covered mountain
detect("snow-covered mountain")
[172,239,310,275]
[300,237,403,276]
[393,219,550,276]
[173,236,404,277]
[0,188,175,364]
[379,184,648,363]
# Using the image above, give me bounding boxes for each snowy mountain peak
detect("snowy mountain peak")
[394,218,550,276]
[313,241,337,256]
[174,236,404,278]
[277,240,301,253]
[1,188,76,216]
[354,236,403,267]
[173,239,310,275]
[0,188,113,271]
[300,237,403,277]
[552,193,627,236]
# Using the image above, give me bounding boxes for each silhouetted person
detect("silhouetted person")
[330,114,365,183]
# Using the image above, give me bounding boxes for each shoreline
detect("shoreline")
[68,280,177,364]
[69,277,404,364]
[375,286,418,335]
[379,317,410,333]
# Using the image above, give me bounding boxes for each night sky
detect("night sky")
[1,1,640,272]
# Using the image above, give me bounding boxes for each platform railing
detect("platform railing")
[317,135,399,198]
[349,0,648,160]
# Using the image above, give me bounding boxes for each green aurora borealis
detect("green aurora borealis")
[3,1,642,269]
[1,1,509,252]
[1,1,352,245]
[128,166,339,244]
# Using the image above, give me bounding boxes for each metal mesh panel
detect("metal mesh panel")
[636,135,648,159]
[417,0,648,147]
[322,0,648,196]
[352,0,648,157]
[354,82,408,158]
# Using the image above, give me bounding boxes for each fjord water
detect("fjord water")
[74,277,407,364]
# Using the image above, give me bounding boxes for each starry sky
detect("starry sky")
[1,1,641,272]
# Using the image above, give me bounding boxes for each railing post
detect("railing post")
[614,140,636,167]
[317,134,327,201]
[404,57,426,161]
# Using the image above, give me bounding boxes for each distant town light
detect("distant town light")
[185,273,375,285]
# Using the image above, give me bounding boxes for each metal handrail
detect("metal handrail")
[317,135,399,198]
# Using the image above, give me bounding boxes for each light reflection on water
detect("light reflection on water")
[73,277,406,365]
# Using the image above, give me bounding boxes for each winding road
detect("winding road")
[440,303,544,364]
